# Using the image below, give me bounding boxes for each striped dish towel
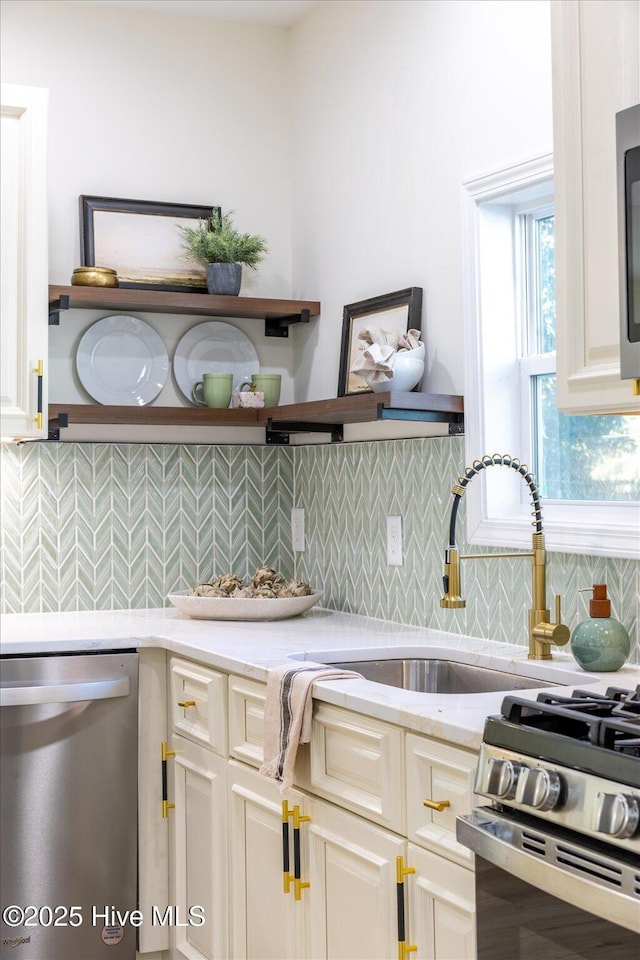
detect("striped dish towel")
[259,662,361,792]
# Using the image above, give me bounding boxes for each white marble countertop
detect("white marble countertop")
[2,605,639,750]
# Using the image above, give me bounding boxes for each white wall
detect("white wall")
[0,0,299,415]
[289,0,553,400]
[1,0,553,408]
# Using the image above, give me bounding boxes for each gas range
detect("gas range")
[475,685,640,852]
[457,685,640,937]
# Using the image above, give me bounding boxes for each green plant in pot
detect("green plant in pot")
[177,210,268,296]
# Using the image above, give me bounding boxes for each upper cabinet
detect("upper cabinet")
[0,83,49,439]
[551,0,640,414]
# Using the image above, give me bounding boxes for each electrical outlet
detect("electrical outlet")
[291,508,305,552]
[387,515,403,566]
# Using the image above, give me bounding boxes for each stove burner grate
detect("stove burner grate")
[482,685,640,786]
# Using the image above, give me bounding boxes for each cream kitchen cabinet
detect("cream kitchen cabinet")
[551,0,640,413]
[228,760,407,960]
[166,657,229,960]
[306,793,407,960]
[169,734,228,960]
[408,844,476,960]
[405,733,478,870]
[228,760,308,960]
[166,663,478,960]
[0,83,48,439]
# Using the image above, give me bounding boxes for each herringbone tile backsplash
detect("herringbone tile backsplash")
[1,438,638,662]
[0,442,294,612]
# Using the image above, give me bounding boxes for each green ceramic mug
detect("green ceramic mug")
[192,372,233,408]
[251,374,281,407]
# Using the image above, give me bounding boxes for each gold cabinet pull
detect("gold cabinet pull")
[399,944,418,960]
[292,805,310,900]
[161,741,176,818]
[423,798,451,812]
[396,856,417,960]
[281,802,311,898]
[33,360,44,429]
[178,700,196,708]
[282,801,294,894]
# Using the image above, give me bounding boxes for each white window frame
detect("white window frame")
[461,155,639,560]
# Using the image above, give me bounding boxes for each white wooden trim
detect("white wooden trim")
[461,152,639,560]
[461,155,554,546]
[0,83,48,440]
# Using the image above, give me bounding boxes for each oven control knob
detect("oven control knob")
[484,759,526,800]
[516,767,562,811]
[593,793,640,839]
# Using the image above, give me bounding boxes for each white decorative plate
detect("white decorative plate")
[173,321,260,403]
[76,315,169,405]
[167,591,323,621]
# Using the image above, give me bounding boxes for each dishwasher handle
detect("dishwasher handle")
[1,676,131,706]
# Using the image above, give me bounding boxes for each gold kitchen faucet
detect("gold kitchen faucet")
[440,454,570,660]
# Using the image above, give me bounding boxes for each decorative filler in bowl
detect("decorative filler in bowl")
[168,566,322,621]
[350,326,424,393]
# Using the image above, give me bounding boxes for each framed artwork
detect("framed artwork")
[79,196,221,293]
[337,286,423,396]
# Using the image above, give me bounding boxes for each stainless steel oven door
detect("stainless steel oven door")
[457,807,640,960]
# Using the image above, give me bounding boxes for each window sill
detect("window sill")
[467,502,640,560]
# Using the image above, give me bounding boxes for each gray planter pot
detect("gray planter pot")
[206,262,242,296]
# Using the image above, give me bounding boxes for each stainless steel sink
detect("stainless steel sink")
[306,657,560,695]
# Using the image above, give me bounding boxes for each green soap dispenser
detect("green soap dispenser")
[570,584,630,672]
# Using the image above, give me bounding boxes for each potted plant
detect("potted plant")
[177,210,268,296]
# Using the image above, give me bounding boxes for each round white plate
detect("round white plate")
[173,321,259,404]
[76,315,169,405]
[167,591,323,621]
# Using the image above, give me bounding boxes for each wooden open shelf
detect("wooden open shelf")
[48,404,259,426]
[48,285,321,338]
[263,391,464,426]
[46,284,463,440]
[48,392,464,441]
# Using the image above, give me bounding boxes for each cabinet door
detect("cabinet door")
[406,733,477,868]
[307,796,405,960]
[228,760,307,960]
[169,734,228,960]
[0,83,48,439]
[551,0,640,413]
[408,843,476,960]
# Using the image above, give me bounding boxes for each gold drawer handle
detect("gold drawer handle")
[423,799,451,812]
[161,741,176,819]
[178,700,197,708]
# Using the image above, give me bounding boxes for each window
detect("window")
[462,155,639,558]
[520,205,640,503]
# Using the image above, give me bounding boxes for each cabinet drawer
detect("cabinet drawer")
[406,733,477,868]
[309,703,404,834]
[228,675,266,768]
[169,656,228,756]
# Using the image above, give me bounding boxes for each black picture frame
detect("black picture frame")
[337,287,423,397]
[79,195,221,293]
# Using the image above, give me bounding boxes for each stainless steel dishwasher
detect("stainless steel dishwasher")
[1,651,138,960]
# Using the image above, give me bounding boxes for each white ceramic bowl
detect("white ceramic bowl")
[167,591,323,621]
[370,345,425,393]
